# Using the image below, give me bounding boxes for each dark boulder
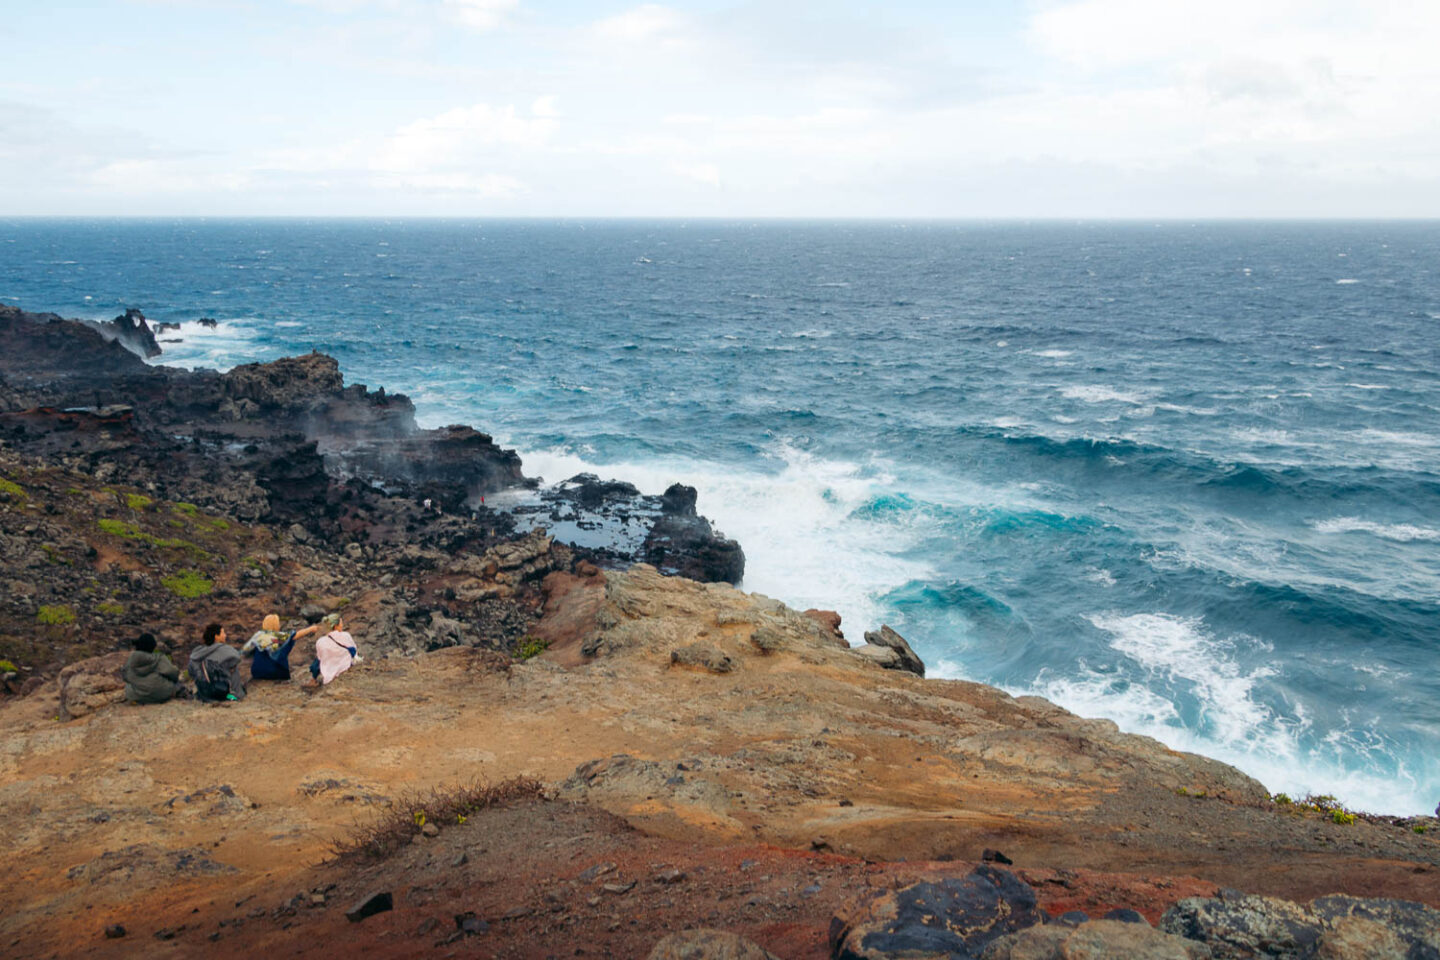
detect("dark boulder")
[642,513,745,584]
[830,866,1047,960]
[660,482,698,516]
[862,625,925,677]
[345,890,393,922]
[92,308,163,359]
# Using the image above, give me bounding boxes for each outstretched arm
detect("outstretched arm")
[293,623,322,640]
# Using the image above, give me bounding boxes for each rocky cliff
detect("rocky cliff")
[1,303,1438,959]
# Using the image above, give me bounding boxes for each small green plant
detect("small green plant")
[96,518,208,557]
[171,502,230,531]
[1273,793,1293,806]
[37,605,76,625]
[514,635,549,660]
[1175,787,1189,796]
[1305,794,1340,811]
[1331,809,1356,826]
[161,570,213,599]
[96,602,125,617]
[41,544,71,566]
[332,777,543,862]
[97,518,145,539]
[0,477,26,499]
[0,660,18,675]
[125,493,153,511]
[1414,824,1428,834]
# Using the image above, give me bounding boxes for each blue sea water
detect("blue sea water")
[3,218,1438,815]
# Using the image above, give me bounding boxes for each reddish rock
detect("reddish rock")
[803,609,847,646]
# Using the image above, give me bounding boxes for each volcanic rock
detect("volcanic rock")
[1161,889,1440,959]
[862,625,925,677]
[58,652,129,720]
[345,890,394,922]
[645,928,782,960]
[981,919,1210,959]
[670,642,734,674]
[830,866,1047,959]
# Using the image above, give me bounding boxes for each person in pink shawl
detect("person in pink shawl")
[307,616,361,686]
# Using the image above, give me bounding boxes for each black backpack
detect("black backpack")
[194,657,234,702]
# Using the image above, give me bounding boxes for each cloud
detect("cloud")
[371,102,554,173]
[442,0,518,31]
[673,161,719,187]
[592,4,686,44]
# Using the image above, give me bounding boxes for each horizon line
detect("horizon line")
[5,214,1440,224]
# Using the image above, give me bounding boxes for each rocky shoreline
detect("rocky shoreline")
[2,303,1439,959]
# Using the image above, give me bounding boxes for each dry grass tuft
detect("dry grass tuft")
[331,776,544,862]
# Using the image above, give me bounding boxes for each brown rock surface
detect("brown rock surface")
[981,919,1212,959]
[646,928,783,959]
[2,565,1439,958]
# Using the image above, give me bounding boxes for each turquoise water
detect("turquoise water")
[3,218,1438,814]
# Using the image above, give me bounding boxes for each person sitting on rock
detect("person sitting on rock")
[123,633,185,704]
[242,614,321,682]
[189,622,246,702]
[307,616,361,687]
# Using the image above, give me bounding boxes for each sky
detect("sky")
[3,0,1440,217]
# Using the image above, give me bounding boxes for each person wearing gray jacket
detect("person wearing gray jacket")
[123,633,184,704]
[188,623,246,702]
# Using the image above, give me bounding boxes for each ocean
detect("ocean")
[3,218,1437,815]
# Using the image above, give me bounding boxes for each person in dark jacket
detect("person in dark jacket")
[189,622,245,702]
[123,633,184,704]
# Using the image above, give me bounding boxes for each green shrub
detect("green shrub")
[172,502,200,517]
[125,493,153,511]
[1331,809,1356,826]
[97,518,145,539]
[514,636,549,660]
[1273,793,1293,805]
[37,605,76,625]
[96,518,208,557]
[1414,824,1427,834]
[96,602,125,617]
[0,477,25,499]
[0,660,18,674]
[162,570,213,599]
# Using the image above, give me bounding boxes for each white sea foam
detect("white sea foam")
[1312,517,1440,542]
[1033,349,1073,359]
[792,329,833,339]
[275,320,305,328]
[1335,278,1361,284]
[146,318,269,372]
[1023,612,1432,815]
[1059,385,1146,404]
[1344,382,1391,390]
[505,440,934,640]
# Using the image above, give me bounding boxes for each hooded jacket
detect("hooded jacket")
[123,650,181,704]
[188,643,246,701]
